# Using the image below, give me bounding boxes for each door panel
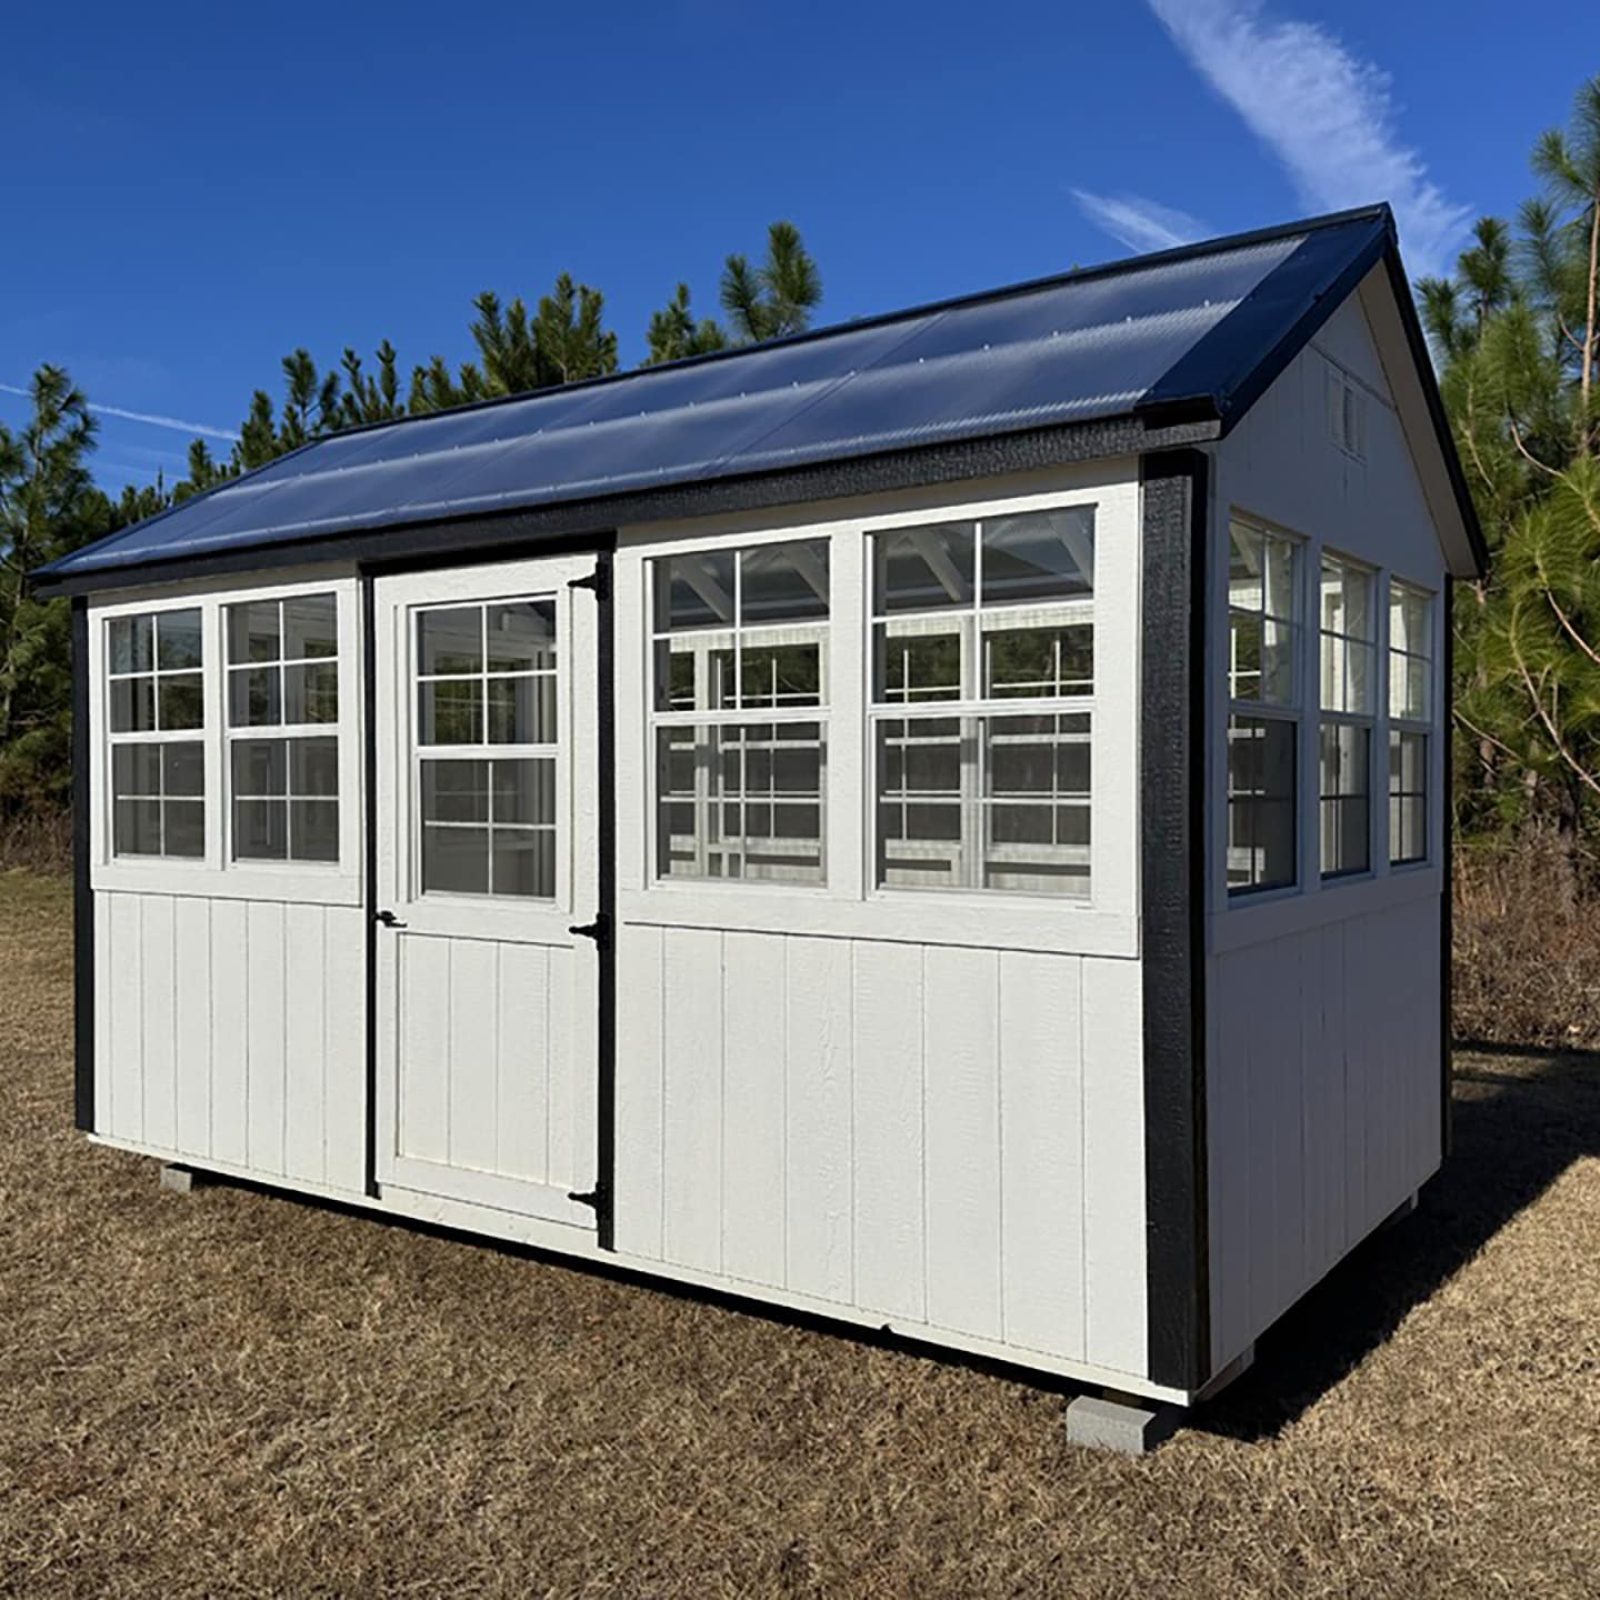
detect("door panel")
[374,555,600,1227]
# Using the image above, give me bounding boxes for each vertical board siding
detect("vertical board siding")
[661,927,725,1272]
[1208,893,1445,1371]
[923,946,1002,1341]
[851,940,927,1323]
[496,943,550,1185]
[999,951,1086,1359]
[721,932,788,1287]
[96,892,367,1194]
[613,923,665,1258]
[614,926,1143,1373]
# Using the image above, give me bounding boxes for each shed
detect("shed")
[34,204,1486,1414]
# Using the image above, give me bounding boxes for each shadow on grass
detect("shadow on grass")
[1194,1047,1600,1442]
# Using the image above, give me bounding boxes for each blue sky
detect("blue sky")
[1,0,1587,490]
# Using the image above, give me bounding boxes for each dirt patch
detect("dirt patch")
[2,873,1598,1597]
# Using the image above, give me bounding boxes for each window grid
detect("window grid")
[869,511,1095,899]
[651,542,829,885]
[106,607,206,860]
[225,593,342,866]
[413,598,560,901]
[1226,520,1301,896]
[1319,554,1375,880]
[1389,579,1434,867]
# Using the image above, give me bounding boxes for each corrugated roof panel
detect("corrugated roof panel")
[41,211,1396,580]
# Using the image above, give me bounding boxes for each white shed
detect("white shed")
[34,205,1486,1419]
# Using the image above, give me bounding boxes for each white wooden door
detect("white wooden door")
[374,554,600,1227]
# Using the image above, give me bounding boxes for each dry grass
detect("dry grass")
[2,871,1599,1598]
[1454,834,1600,1049]
[0,808,70,876]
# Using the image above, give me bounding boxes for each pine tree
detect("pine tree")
[645,284,728,365]
[720,221,823,343]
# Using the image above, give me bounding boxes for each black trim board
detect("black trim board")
[1441,576,1456,1159]
[590,552,617,1250]
[1139,448,1211,1392]
[71,597,95,1133]
[360,574,379,1197]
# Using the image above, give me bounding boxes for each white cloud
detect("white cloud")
[0,380,238,441]
[1070,189,1211,254]
[1145,0,1471,279]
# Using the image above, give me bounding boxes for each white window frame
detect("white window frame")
[1317,551,1377,882]
[1224,515,1304,899]
[88,569,363,905]
[613,468,1140,959]
[1387,576,1435,870]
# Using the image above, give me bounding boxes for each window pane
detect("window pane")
[739,642,822,708]
[981,508,1094,605]
[284,661,339,724]
[156,609,204,670]
[229,601,281,663]
[234,799,288,860]
[1319,723,1370,878]
[290,737,339,797]
[491,759,554,826]
[656,551,735,631]
[232,738,287,797]
[163,800,205,858]
[282,594,338,660]
[1390,652,1430,721]
[110,677,155,733]
[981,713,1091,896]
[656,724,823,883]
[163,741,205,799]
[983,618,1093,698]
[1227,715,1296,893]
[109,615,152,673]
[422,825,490,895]
[113,743,161,797]
[739,541,829,624]
[876,717,963,889]
[486,600,556,672]
[1389,731,1428,864]
[486,675,556,744]
[158,673,204,731]
[419,679,483,745]
[1391,584,1430,657]
[230,666,280,727]
[875,522,975,613]
[490,828,554,898]
[290,800,340,862]
[418,607,483,674]
[421,759,489,823]
[876,621,962,702]
[114,799,162,855]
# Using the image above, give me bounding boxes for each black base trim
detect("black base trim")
[1139,448,1212,1392]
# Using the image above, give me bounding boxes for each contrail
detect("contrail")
[0,381,239,442]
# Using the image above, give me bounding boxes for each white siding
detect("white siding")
[612,926,1146,1372]
[1207,891,1441,1369]
[95,890,368,1193]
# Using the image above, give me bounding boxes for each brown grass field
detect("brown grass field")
[2,868,1598,1598]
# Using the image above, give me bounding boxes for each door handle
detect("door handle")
[375,909,408,929]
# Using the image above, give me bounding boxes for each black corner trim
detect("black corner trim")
[1139,447,1211,1393]
[592,550,618,1251]
[71,597,95,1133]
[360,573,380,1198]
[1441,576,1456,1158]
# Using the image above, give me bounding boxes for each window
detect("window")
[1327,361,1367,460]
[869,508,1095,897]
[1319,555,1375,878]
[227,593,341,863]
[1226,520,1299,894]
[106,608,205,858]
[1389,580,1433,865]
[651,541,828,883]
[415,599,557,898]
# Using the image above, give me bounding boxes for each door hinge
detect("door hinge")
[568,1184,608,1213]
[568,913,611,951]
[374,909,408,928]
[568,563,610,602]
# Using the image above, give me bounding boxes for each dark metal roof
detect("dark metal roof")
[37,203,1481,591]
